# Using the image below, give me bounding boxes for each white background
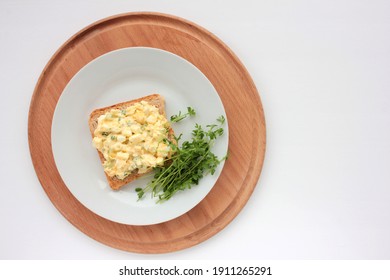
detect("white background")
[1,0,390,260]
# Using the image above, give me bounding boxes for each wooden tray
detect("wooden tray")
[28,12,266,254]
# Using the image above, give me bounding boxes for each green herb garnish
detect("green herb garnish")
[170,107,196,123]
[136,110,227,203]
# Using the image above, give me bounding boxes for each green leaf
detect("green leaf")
[170,107,196,123]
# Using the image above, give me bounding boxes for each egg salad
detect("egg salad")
[92,101,171,179]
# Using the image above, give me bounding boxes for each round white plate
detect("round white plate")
[51,47,228,225]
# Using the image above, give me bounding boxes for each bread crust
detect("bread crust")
[88,94,174,190]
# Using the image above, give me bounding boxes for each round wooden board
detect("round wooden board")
[28,12,266,254]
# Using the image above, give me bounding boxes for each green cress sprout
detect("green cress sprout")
[170,107,196,123]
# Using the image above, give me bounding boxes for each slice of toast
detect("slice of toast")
[88,94,175,190]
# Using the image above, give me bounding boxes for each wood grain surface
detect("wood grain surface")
[28,12,266,254]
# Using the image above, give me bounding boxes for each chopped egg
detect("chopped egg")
[92,101,171,179]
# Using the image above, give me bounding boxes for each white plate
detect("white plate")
[51,47,228,225]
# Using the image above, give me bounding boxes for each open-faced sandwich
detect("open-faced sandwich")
[89,94,175,190]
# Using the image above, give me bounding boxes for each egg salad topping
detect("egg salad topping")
[92,101,171,179]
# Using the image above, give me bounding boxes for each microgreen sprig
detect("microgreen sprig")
[170,107,196,123]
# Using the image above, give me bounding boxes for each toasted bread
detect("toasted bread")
[88,94,175,190]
